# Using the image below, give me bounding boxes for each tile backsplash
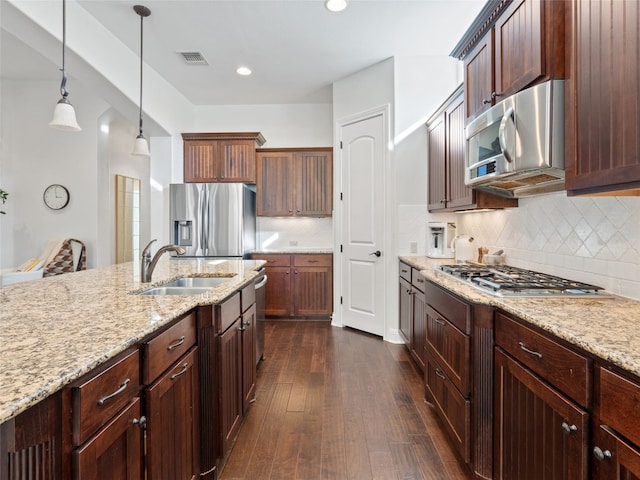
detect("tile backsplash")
[256,217,333,251]
[446,193,639,299]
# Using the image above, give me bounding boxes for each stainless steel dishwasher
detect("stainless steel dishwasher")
[254,267,267,366]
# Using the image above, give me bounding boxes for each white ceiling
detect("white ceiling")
[2,0,485,106]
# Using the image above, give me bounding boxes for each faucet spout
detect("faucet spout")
[140,239,186,282]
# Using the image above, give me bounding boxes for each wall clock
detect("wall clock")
[43,184,70,210]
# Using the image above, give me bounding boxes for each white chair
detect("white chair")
[1,238,86,286]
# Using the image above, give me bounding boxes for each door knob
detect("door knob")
[369,250,382,257]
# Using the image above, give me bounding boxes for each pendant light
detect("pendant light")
[132,5,151,156]
[49,0,81,131]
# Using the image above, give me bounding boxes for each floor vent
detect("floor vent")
[178,51,208,65]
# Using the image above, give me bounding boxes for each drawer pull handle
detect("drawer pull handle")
[97,378,130,406]
[519,342,543,359]
[171,362,189,380]
[435,368,446,380]
[561,422,577,434]
[593,446,612,461]
[434,318,446,327]
[307,260,319,263]
[167,336,185,351]
[132,416,147,430]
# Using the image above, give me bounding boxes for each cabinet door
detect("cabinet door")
[427,111,447,210]
[263,266,291,317]
[218,318,243,456]
[256,152,294,216]
[292,266,332,316]
[218,140,256,183]
[73,398,143,480]
[494,348,588,480]
[399,277,412,345]
[146,348,200,480]
[184,140,218,183]
[464,32,494,120]
[494,0,544,99]
[294,150,333,216]
[592,424,640,480]
[411,292,426,372]
[566,0,640,194]
[241,304,257,412]
[445,95,473,210]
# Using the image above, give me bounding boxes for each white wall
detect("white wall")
[0,79,108,269]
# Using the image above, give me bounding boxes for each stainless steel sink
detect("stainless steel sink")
[139,286,213,295]
[163,277,233,288]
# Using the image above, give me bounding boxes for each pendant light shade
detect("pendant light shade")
[50,0,81,131]
[132,5,151,157]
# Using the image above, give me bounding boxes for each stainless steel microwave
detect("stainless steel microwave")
[464,80,565,198]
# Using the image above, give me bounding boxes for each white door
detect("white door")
[339,112,386,336]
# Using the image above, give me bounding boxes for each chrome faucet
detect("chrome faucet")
[140,239,186,283]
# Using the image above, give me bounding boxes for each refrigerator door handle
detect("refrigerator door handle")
[199,186,207,253]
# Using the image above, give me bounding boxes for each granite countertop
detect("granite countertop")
[0,257,264,424]
[400,256,640,379]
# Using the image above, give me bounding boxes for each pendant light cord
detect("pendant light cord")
[60,0,68,99]
[138,11,144,136]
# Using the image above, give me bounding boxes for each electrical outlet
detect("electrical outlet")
[410,242,418,254]
[289,240,299,246]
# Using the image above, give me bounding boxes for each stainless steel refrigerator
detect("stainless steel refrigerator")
[169,183,256,257]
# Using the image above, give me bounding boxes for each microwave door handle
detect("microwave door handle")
[498,106,515,163]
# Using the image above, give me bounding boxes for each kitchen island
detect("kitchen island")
[0,256,263,425]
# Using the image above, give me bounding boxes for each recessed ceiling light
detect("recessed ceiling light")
[236,66,252,76]
[325,0,347,12]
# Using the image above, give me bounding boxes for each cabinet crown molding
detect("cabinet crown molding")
[181,132,266,146]
[450,0,513,60]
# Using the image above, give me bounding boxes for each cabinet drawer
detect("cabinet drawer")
[216,291,241,333]
[599,367,640,448]
[241,281,255,313]
[425,305,470,396]
[425,354,471,463]
[143,313,196,384]
[424,281,471,334]
[294,254,332,267]
[495,312,591,407]
[399,261,411,282]
[253,254,291,267]
[72,348,140,446]
[411,268,426,293]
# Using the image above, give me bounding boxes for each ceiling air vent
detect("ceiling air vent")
[178,51,208,65]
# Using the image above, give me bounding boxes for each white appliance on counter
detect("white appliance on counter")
[427,222,455,258]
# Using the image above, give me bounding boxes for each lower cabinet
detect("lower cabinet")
[250,253,333,317]
[398,261,427,371]
[494,311,590,480]
[592,366,640,479]
[145,348,200,480]
[218,315,243,454]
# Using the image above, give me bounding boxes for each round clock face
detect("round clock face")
[43,184,70,210]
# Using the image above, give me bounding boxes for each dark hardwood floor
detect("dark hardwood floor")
[219,320,471,480]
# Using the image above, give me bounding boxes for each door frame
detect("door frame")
[332,104,401,342]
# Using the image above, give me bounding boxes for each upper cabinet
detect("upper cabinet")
[182,132,266,184]
[565,0,640,196]
[453,0,565,121]
[427,87,517,212]
[256,148,333,217]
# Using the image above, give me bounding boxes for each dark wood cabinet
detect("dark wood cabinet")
[73,398,143,480]
[251,254,332,318]
[454,0,565,121]
[182,132,266,183]
[256,148,332,217]
[494,347,589,480]
[565,0,640,195]
[0,392,63,480]
[218,316,242,457]
[398,276,412,346]
[494,312,590,480]
[143,314,200,480]
[398,262,427,371]
[592,424,640,480]
[427,87,517,212]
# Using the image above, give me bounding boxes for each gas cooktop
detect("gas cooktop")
[438,264,609,298]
